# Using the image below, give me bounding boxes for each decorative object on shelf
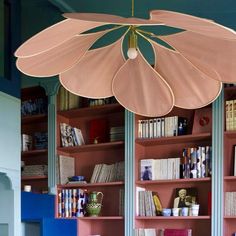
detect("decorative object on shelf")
[86,191,103,217]
[192,107,212,134]
[14,0,236,117]
[162,208,171,217]
[173,188,197,209]
[89,118,109,144]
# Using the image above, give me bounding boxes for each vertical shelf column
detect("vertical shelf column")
[125,110,135,236]
[41,79,59,194]
[212,90,224,236]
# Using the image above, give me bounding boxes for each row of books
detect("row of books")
[58,86,81,111]
[21,133,48,151]
[135,228,156,236]
[110,126,125,142]
[140,158,180,181]
[135,229,192,236]
[225,99,236,131]
[182,146,212,179]
[90,161,124,183]
[138,116,188,139]
[137,189,161,217]
[225,192,236,216]
[60,123,85,147]
[21,164,48,177]
[88,97,117,107]
[58,188,87,218]
[21,98,47,116]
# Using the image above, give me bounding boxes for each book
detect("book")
[140,159,154,181]
[58,155,75,185]
[159,229,192,236]
[21,134,33,151]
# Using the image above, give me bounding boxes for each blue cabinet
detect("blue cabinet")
[21,192,77,236]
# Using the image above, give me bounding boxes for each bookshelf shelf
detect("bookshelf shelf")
[224,176,236,181]
[79,216,124,220]
[135,133,211,146]
[136,178,211,186]
[22,176,48,181]
[58,103,123,118]
[135,216,211,220]
[22,149,47,157]
[57,181,124,188]
[224,216,236,219]
[57,216,123,220]
[57,141,124,153]
[224,131,236,138]
[22,113,47,124]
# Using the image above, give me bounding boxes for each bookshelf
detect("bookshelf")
[224,86,236,236]
[135,107,212,235]
[21,86,48,193]
[56,89,125,236]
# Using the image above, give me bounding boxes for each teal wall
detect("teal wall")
[0,0,4,77]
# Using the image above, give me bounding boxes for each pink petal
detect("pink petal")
[150,10,236,40]
[16,30,109,77]
[60,36,126,98]
[112,51,174,117]
[64,13,163,26]
[151,40,222,109]
[160,31,236,83]
[15,19,104,57]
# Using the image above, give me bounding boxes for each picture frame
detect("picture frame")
[173,187,198,208]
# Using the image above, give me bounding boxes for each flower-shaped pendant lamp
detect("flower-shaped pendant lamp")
[15,1,236,117]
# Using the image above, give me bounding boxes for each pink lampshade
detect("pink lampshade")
[15,10,236,117]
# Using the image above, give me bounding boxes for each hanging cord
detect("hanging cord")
[131,0,134,17]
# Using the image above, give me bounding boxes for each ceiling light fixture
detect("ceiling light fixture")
[15,0,236,117]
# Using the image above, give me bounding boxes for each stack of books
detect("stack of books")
[34,132,48,150]
[181,146,212,179]
[135,228,156,236]
[21,134,33,151]
[140,158,180,181]
[60,123,85,147]
[225,99,236,131]
[109,126,125,142]
[21,97,47,116]
[22,164,48,177]
[225,192,236,216]
[90,161,124,183]
[138,116,187,139]
[57,188,87,218]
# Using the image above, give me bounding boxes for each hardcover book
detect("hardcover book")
[159,229,192,236]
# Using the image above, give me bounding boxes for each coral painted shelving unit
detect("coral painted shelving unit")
[223,86,236,235]
[56,98,125,236]
[135,107,212,236]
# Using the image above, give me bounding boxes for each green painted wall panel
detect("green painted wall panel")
[0,92,20,171]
